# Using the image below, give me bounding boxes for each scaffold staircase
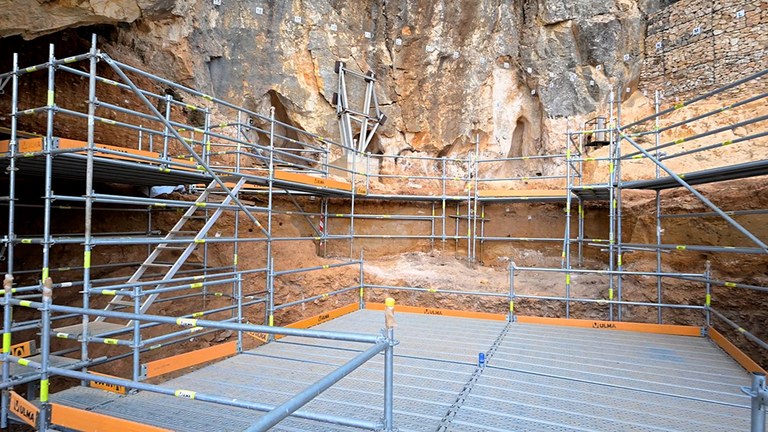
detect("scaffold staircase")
[94,177,247,322]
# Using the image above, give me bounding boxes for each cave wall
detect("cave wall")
[0,0,658,160]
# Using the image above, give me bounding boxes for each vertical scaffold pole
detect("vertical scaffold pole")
[1,51,20,430]
[616,89,625,321]
[132,285,141,381]
[564,124,573,319]
[508,262,516,322]
[471,132,480,264]
[748,372,766,432]
[383,298,396,432]
[607,89,616,321]
[236,273,243,353]
[82,36,97,379]
[350,148,357,259]
[267,106,275,273]
[162,94,172,161]
[441,157,447,252]
[705,260,712,327]
[267,256,275,341]
[359,250,365,310]
[654,90,664,324]
[38,44,57,431]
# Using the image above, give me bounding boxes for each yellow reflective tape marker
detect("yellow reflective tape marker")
[19,301,32,308]
[676,245,687,251]
[426,287,438,293]
[233,254,238,265]
[192,312,204,318]
[509,301,514,312]
[196,202,207,207]
[40,379,49,402]
[609,288,614,300]
[322,265,330,269]
[47,90,54,106]
[194,239,205,244]
[617,255,622,266]
[674,102,685,110]
[268,315,274,326]
[149,344,162,350]
[722,140,733,146]
[176,318,197,327]
[185,104,197,111]
[104,338,119,345]
[321,293,329,299]
[609,163,615,173]
[17,358,30,367]
[42,267,49,281]
[21,239,32,244]
[174,390,196,399]
[2,333,10,353]
[190,282,203,289]
[738,327,746,334]
[335,213,344,217]
[202,94,213,101]
[705,294,711,307]
[101,290,116,296]
[674,138,685,145]
[565,274,571,284]
[631,155,643,159]
[725,282,737,287]
[25,66,38,73]
[56,333,68,339]
[63,56,77,63]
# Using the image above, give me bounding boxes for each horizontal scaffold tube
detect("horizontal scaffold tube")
[244,340,388,431]
[12,360,383,431]
[272,260,361,277]
[709,308,768,351]
[365,284,509,298]
[275,286,361,310]
[9,299,380,343]
[513,294,705,310]
[512,266,705,278]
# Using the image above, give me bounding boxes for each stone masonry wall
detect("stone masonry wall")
[641,0,768,99]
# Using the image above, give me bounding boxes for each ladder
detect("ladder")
[95,177,248,322]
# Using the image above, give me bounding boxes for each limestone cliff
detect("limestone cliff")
[0,0,658,160]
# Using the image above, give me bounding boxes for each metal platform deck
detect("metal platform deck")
[50,310,758,431]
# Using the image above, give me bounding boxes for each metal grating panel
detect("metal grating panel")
[48,310,757,431]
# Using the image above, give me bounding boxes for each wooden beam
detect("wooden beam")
[708,327,766,374]
[143,340,237,379]
[51,403,171,432]
[366,303,507,321]
[516,315,702,336]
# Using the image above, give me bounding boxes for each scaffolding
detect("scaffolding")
[0,35,766,431]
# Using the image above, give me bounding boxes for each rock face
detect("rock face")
[0,0,657,160]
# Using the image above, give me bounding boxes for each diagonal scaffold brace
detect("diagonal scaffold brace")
[98,53,271,239]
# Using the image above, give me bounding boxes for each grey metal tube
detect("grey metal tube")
[617,132,768,253]
[275,285,359,310]
[364,284,508,298]
[383,327,394,431]
[709,308,768,351]
[244,340,387,431]
[272,260,360,277]
[748,373,766,432]
[99,54,270,238]
[0,51,19,430]
[511,266,704,278]
[621,67,768,130]
[11,299,380,343]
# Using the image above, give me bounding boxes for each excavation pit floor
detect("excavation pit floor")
[50,309,759,431]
